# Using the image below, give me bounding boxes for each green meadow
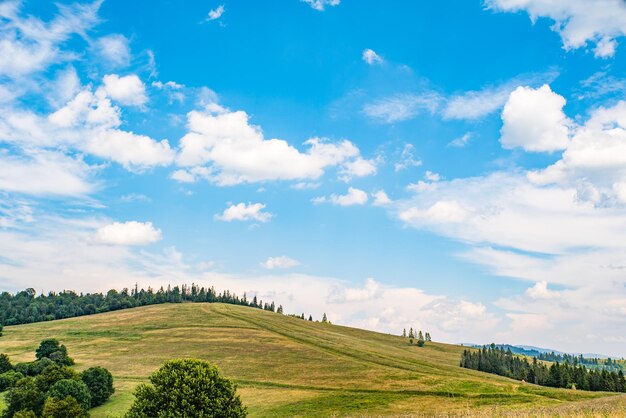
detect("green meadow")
[1,303,624,417]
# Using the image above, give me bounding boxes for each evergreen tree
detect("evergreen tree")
[322,313,328,323]
[402,328,406,338]
[408,328,414,339]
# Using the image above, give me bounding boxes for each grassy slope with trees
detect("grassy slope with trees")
[0,303,625,417]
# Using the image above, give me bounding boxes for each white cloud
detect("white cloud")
[84,129,175,171]
[215,202,273,222]
[95,34,131,67]
[443,83,515,120]
[262,256,301,270]
[96,221,162,245]
[526,281,561,299]
[485,0,626,58]
[399,200,468,225]
[372,190,392,206]
[0,150,94,196]
[338,157,377,181]
[500,85,570,152]
[363,93,441,123]
[362,48,383,65]
[207,5,225,21]
[0,1,101,78]
[424,171,441,182]
[528,101,626,192]
[394,144,422,172]
[313,187,368,206]
[448,133,473,148]
[176,105,366,185]
[102,74,148,107]
[302,0,340,11]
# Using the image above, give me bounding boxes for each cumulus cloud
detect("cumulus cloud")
[313,187,368,206]
[262,256,301,270]
[362,48,383,65]
[215,202,273,222]
[372,190,392,206]
[206,5,225,21]
[96,221,162,245]
[175,105,369,185]
[302,0,340,11]
[485,0,626,58]
[500,85,571,152]
[94,34,131,67]
[338,157,377,181]
[526,281,561,299]
[102,74,148,107]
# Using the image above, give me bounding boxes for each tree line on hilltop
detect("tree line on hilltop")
[0,285,288,328]
[461,344,626,393]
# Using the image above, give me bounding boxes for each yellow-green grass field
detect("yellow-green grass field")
[0,303,625,417]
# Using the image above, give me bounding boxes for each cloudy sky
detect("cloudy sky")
[1,0,626,356]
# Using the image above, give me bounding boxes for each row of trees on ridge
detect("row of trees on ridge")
[461,344,626,393]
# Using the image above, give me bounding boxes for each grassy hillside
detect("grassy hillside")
[0,303,625,417]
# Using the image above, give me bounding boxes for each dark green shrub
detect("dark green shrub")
[34,365,80,392]
[0,370,24,391]
[0,353,12,374]
[81,366,115,406]
[48,379,91,411]
[42,396,89,418]
[2,377,46,418]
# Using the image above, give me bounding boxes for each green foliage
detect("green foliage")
[34,365,80,392]
[14,358,56,377]
[125,358,247,418]
[416,339,425,347]
[3,377,46,418]
[81,366,115,407]
[0,353,12,374]
[35,339,73,366]
[42,396,89,418]
[0,284,279,327]
[0,370,24,391]
[48,379,92,411]
[12,411,37,418]
[461,345,626,393]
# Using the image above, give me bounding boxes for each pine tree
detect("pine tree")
[308,315,313,321]
[425,332,431,342]
[322,313,328,323]
[277,305,283,314]
[417,330,424,341]
[408,328,414,339]
[402,328,406,338]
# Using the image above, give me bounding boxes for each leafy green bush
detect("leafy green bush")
[34,365,80,392]
[126,359,247,417]
[12,411,37,418]
[42,396,89,418]
[0,370,24,391]
[35,339,73,366]
[0,353,12,374]
[81,366,115,407]
[48,379,91,411]
[2,377,46,418]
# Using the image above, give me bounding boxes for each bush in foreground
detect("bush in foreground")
[42,396,89,418]
[47,379,91,411]
[125,359,247,417]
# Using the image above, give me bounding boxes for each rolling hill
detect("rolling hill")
[1,303,625,417]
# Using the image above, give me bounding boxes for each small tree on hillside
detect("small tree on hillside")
[81,366,115,407]
[125,359,247,418]
[321,313,328,323]
[35,340,73,366]
[42,396,88,418]
[277,305,283,314]
[0,353,12,374]
[402,328,406,338]
[425,332,431,342]
[308,315,313,321]
[408,328,414,339]
[417,331,425,347]
[47,379,91,411]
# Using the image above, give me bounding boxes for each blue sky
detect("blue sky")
[1,0,626,356]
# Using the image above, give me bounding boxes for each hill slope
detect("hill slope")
[0,303,624,417]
